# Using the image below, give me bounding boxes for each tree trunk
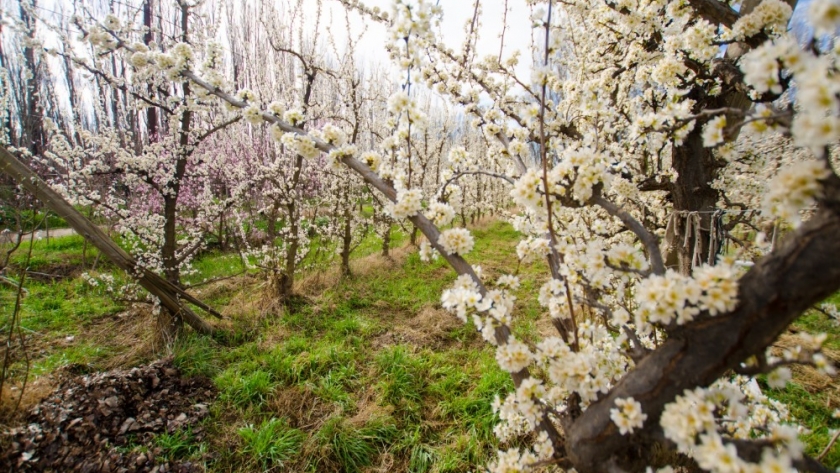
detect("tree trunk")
[669,126,720,274]
[341,206,352,276]
[381,223,391,258]
[278,202,298,301]
[162,196,180,285]
[143,0,158,140]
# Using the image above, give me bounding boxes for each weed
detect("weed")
[174,333,221,378]
[312,416,398,473]
[237,417,304,469]
[217,368,276,408]
[155,428,202,461]
[375,345,426,418]
[408,443,437,473]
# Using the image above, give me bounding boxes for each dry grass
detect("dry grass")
[0,375,57,426]
[88,306,158,368]
[296,244,414,298]
[773,332,840,409]
[267,385,337,431]
[372,305,464,351]
[347,387,393,428]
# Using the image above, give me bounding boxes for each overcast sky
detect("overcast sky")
[304,0,536,78]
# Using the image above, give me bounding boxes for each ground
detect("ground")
[1,220,838,472]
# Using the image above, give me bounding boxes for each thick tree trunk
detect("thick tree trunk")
[669,127,721,274]
[20,2,45,158]
[667,0,800,275]
[565,177,840,472]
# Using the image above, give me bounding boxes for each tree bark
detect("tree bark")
[565,177,840,472]
[341,205,352,276]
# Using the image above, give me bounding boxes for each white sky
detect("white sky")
[307,0,536,78]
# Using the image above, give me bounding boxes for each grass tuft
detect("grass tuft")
[237,417,304,469]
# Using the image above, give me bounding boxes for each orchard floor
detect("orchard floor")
[1,220,839,472]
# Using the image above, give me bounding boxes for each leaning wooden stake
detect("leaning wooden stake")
[0,145,215,335]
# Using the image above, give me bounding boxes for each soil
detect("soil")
[1,358,216,472]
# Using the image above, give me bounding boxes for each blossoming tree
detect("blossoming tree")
[16,0,840,471]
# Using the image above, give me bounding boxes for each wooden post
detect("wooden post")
[0,146,216,335]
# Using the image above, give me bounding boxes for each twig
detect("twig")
[818,429,840,461]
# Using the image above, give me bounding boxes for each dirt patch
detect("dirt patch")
[1,358,216,472]
[25,262,84,282]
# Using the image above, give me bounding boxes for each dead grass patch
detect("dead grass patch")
[0,375,57,426]
[773,332,840,408]
[347,387,392,428]
[371,305,464,350]
[267,385,336,431]
[362,451,399,473]
[85,306,157,368]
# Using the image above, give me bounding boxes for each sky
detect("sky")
[301,0,536,77]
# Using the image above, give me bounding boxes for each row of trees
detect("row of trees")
[1,0,510,334]
[3,0,840,472]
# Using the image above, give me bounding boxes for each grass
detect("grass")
[762,379,840,466]
[312,416,399,473]
[155,428,204,462]
[4,218,840,471]
[237,418,305,469]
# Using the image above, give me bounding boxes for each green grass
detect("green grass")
[762,379,840,466]
[8,220,840,472]
[237,418,305,469]
[312,416,399,473]
[31,343,112,376]
[155,428,204,462]
[376,345,427,418]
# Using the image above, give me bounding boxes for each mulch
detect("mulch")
[1,358,216,472]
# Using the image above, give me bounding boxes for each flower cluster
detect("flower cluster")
[635,264,739,329]
[762,159,830,226]
[702,116,727,148]
[809,0,840,35]
[425,201,456,226]
[661,379,799,473]
[387,188,423,219]
[438,228,475,255]
[279,132,320,159]
[441,274,484,323]
[359,151,382,172]
[730,0,792,40]
[610,397,647,435]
